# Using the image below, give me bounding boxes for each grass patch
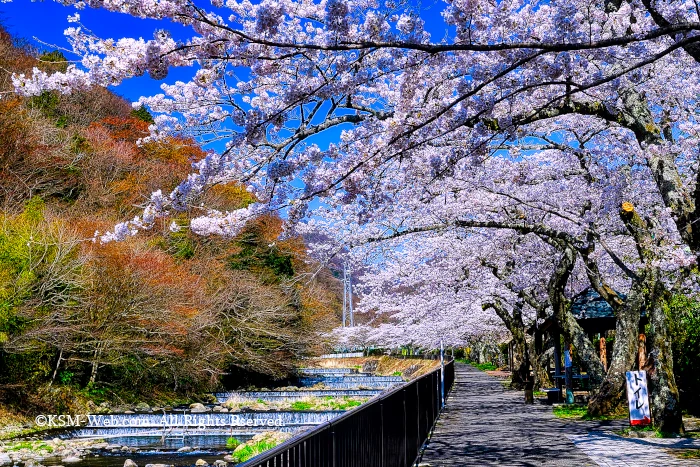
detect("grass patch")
[553,404,626,421]
[669,449,700,459]
[6,441,53,453]
[232,441,278,462]
[226,436,241,449]
[533,391,546,397]
[326,398,362,410]
[290,401,312,411]
[392,371,402,376]
[455,359,497,371]
[553,404,588,419]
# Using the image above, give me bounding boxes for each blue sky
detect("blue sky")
[0,0,196,102]
[1,0,451,104]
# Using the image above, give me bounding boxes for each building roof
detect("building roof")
[571,288,617,320]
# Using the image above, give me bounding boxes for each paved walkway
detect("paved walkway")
[569,431,700,467]
[419,363,700,467]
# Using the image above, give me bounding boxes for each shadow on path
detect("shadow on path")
[420,363,601,466]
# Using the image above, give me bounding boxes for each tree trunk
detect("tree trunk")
[529,331,552,391]
[89,347,101,385]
[588,285,644,416]
[548,244,606,387]
[509,304,531,390]
[510,334,530,390]
[647,280,684,433]
[50,348,63,387]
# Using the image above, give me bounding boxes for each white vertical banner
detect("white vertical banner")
[625,370,651,426]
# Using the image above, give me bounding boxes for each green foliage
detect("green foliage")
[226,437,241,449]
[552,404,588,419]
[158,218,196,260]
[27,90,67,127]
[69,134,89,154]
[672,449,700,459]
[392,371,402,376]
[38,50,68,73]
[131,105,155,123]
[232,441,278,462]
[456,359,497,371]
[58,370,74,385]
[229,237,294,278]
[666,295,700,415]
[23,196,45,223]
[290,401,312,411]
[553,404,625,421]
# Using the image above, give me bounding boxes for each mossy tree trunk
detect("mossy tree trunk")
[616,202,683,432]
[647,279,683,433]
[483,299,530,390]
[547,242,606,387]
[588,284,643,416]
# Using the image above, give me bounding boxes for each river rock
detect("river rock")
[0,454,10,466]
[213,461,227,467]
[144,464,173,467]
[189,403,209,413]
[211,405,225,412]
[194,460,208,467]
[123,459,138,467]
[60,457,81,463]
[176,446,192,452]
[222,455,235,462]
[134,402,151,412]
[362,359,379,373]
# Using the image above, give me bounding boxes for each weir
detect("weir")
[297,368,359,375]
[298,374,403,389]
[75,411,343,431]
[214,389,382,404]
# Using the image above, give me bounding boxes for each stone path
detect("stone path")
[569,431,700,467]
[419,363,700,467]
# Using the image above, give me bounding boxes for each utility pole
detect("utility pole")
[342,262,354,327]
[440,339,445,408]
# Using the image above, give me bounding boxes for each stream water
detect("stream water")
[24,368,404,466]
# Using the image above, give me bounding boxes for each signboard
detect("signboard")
[625,371,651,426]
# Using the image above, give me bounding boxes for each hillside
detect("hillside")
[0,25,342,418]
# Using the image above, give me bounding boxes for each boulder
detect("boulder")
[211,405,225,413]
[134,402,151,413]
[144,464,174,467]
[213,461,227,467]
[60,457,81,464]
[195,460,208,467]
[362,359,379,373]
[176,446,193,452]
[222,455,235,462]
[124,460,138,467]
[189,403,209,413]
[0,454,11,466]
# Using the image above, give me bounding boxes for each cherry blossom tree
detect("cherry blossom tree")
[10,0,700,431]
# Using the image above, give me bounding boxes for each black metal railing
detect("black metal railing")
[238,359,455,467]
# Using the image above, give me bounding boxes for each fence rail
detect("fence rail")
[239,359,455,467]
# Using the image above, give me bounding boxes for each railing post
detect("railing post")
[332,428,336,467]
[380,400,385,467]
[403,388,407,467]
